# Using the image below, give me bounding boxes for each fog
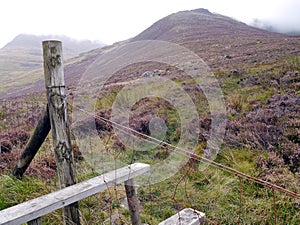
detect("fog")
[249,1,300,34]
[0,0,300,48]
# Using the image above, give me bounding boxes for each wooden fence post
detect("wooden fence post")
[124,179,141,225]
[42,40,80,225]
[12,105,50,179]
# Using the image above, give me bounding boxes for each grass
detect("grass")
[136,148,300,224]
[0,175,63,224]
[140,170,299,224]
[0,145,299,224]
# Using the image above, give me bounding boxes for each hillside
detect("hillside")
[133,9,300,71]
[0,34,105,96]
[86,9,299,158]
[1,9,300,98]
[66,7,300,189]
[1,8,299,171]
[127,8,300,169]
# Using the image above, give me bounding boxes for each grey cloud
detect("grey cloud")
[251,1,300,34]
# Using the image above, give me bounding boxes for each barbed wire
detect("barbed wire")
[73,105,300,199]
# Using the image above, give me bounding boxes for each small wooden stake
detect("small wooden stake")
[125,179,141,225]
[42,40,80,225]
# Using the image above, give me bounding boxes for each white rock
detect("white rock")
[158,208,205,225]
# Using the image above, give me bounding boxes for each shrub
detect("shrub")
[8,130,30,147]
[0,139,13,153]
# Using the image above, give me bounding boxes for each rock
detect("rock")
[271,79,280,88]
[158,208,205,225]
[230,69,239,75]
[239,76,260,87]
[223,55,233,60]
[120,197,128,208]
[141,71,155,78]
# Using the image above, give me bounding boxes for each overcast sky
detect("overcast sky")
[0,0,300,48]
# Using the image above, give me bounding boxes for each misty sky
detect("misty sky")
[0,0,300,48]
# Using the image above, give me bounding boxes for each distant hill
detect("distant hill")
[1,34,105,58]
[0,34,105,95]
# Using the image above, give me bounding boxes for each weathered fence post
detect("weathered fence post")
[42,40,80,225]
[124,179,141,225]
[12,105,50,179]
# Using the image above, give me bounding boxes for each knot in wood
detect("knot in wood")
[50,55,61,67]
[55,141,72,161]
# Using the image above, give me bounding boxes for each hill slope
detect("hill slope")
[133,8,300,71]
[64,8,300,173]
[1,9,299,98]
[58,8,299,166]
[0,34,105,95]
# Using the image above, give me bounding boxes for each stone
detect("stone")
[158,208,205,225]
[223,55,233,59]
[141,71,155,78]
[231,69,239,75]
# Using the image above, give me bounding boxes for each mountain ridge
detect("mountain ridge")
[1,34,105,58]
[0,8,299,98]
[0,34,106,96]
[132,8,299,72]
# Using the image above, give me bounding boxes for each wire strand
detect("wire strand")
[73,106,300,199]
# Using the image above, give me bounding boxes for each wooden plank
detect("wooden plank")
[42,40,79,224]
[125,179,141,225]
[0,163,150,225]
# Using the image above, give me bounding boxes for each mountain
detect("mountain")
[1,9,300,97]
[0,34,105,95]
[62,8,299,89]
[132,9,300,71]
[1,34,105,58]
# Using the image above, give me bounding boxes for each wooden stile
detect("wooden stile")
[0,163,150,225]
